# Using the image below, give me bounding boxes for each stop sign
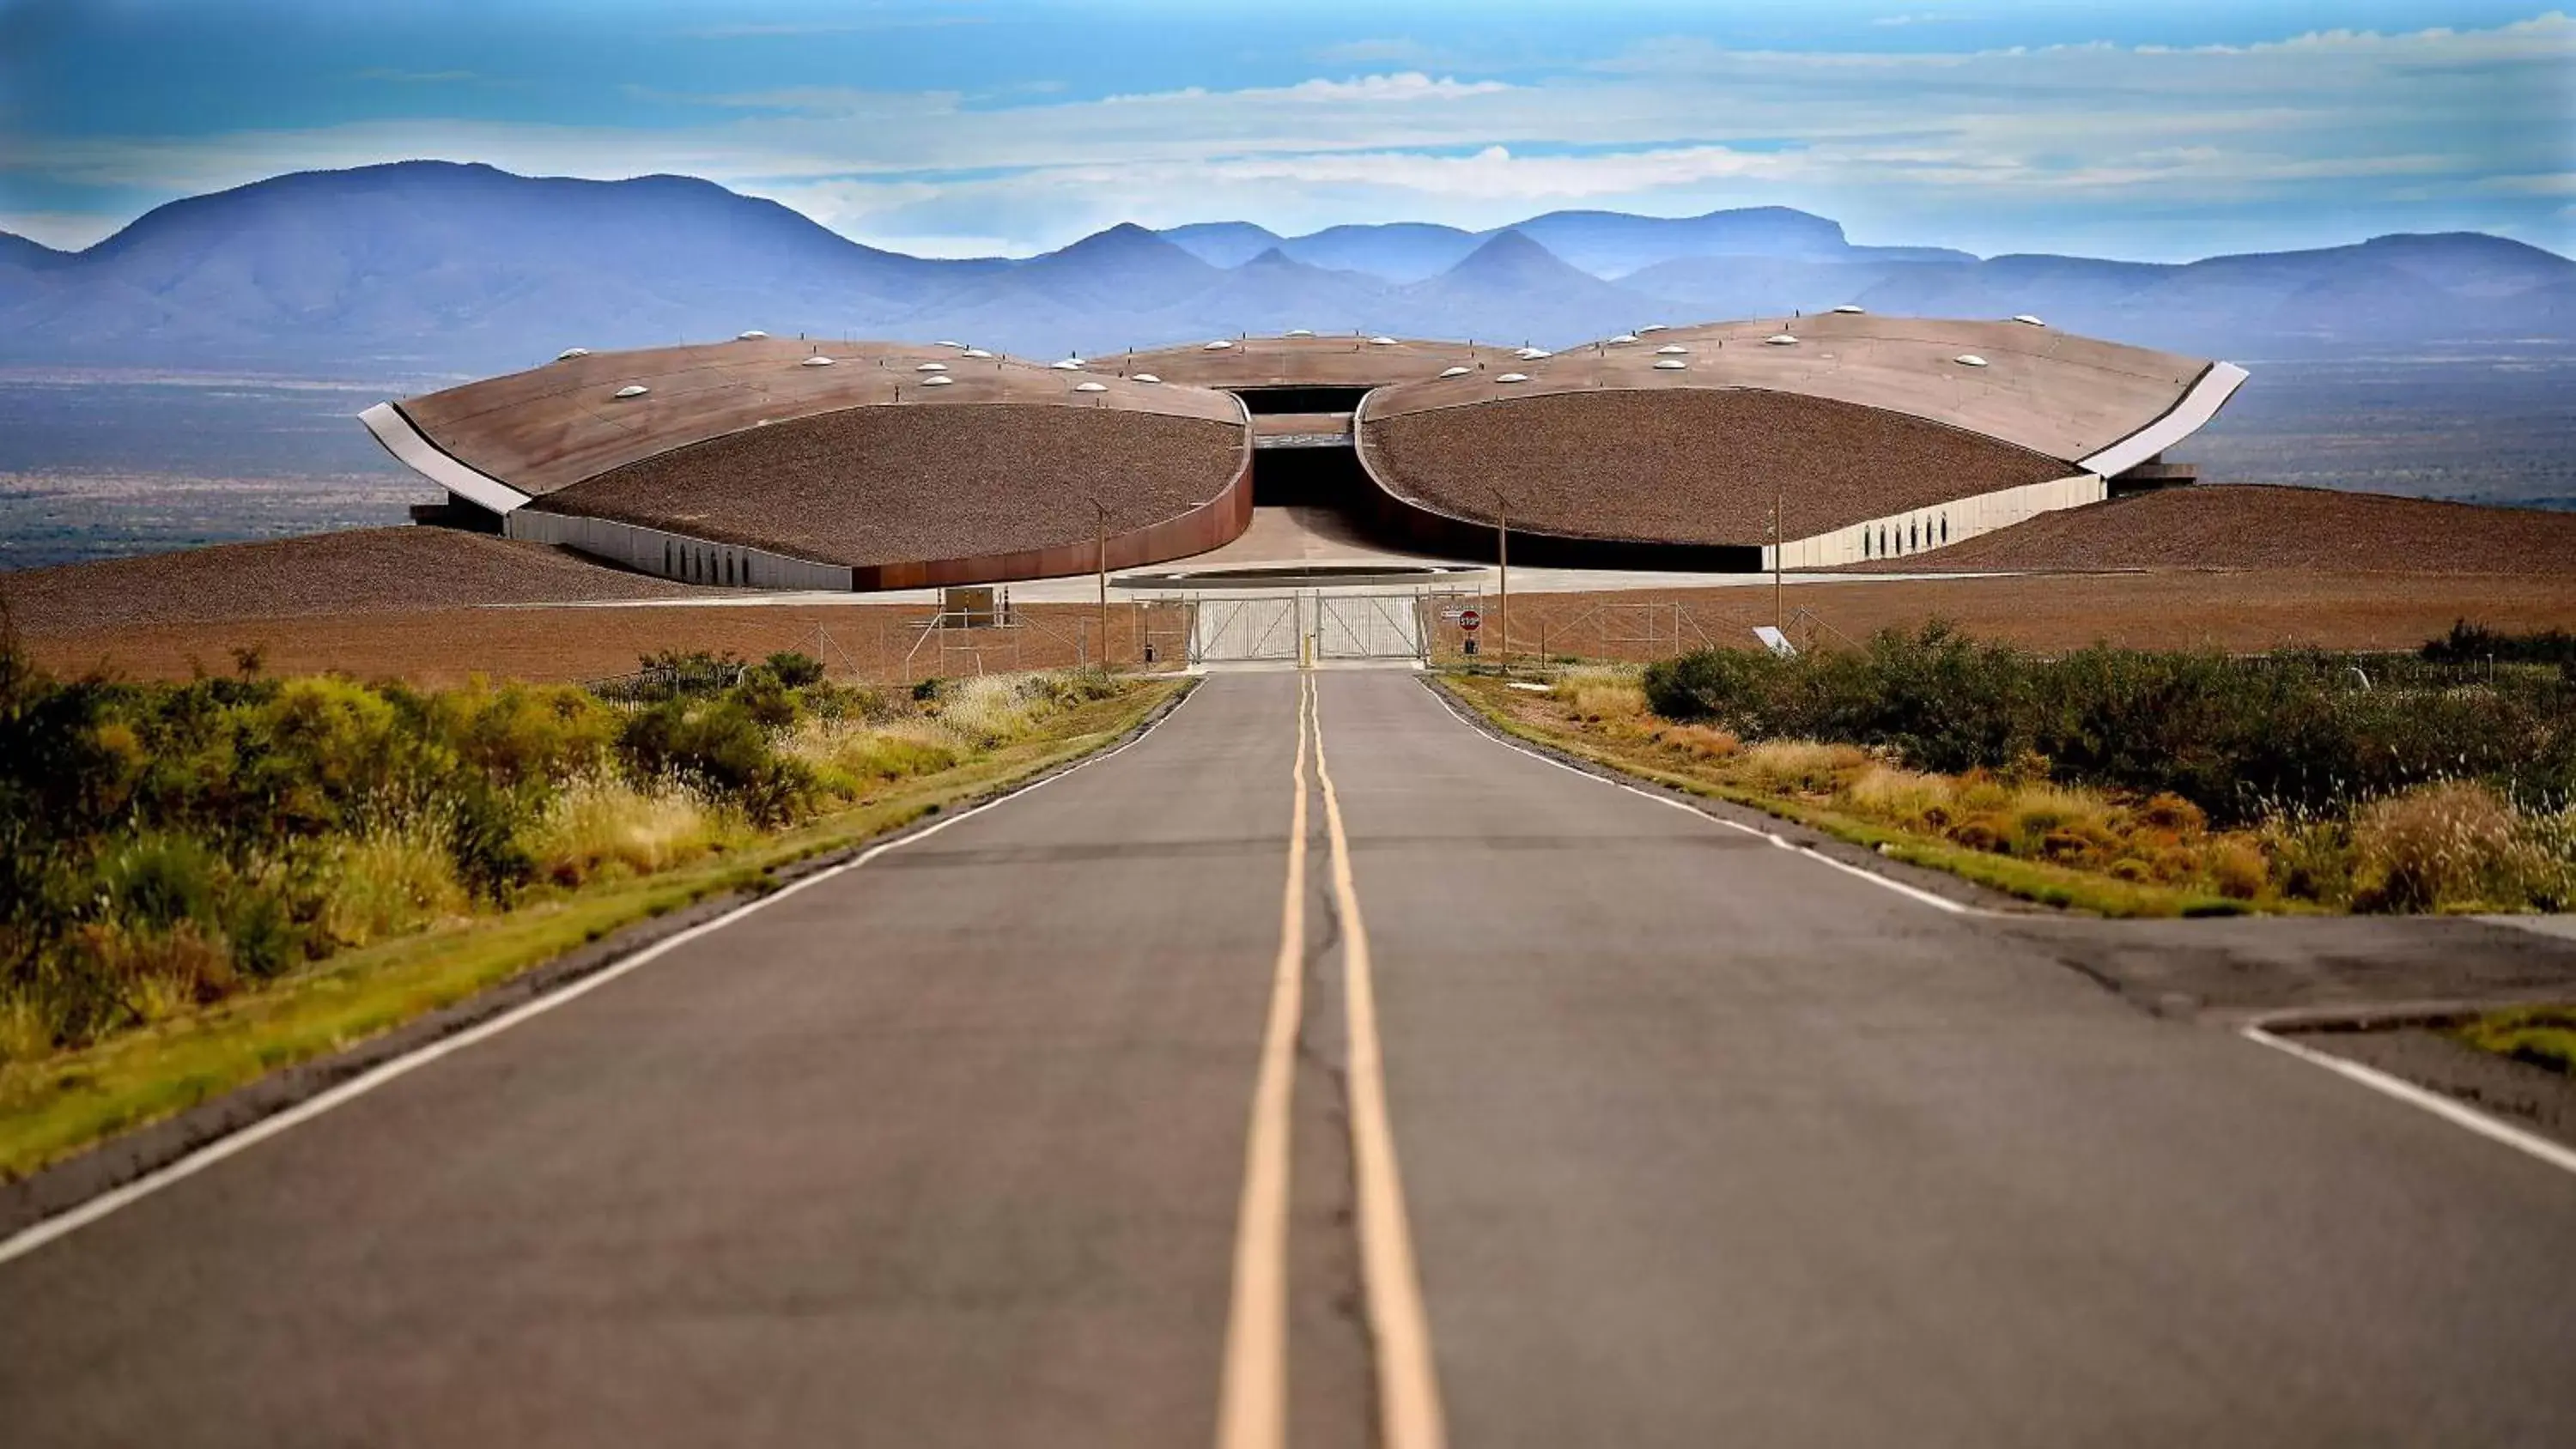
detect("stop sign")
[1458,609,1481,631]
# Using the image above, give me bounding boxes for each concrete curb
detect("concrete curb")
[0,681,1197,1240]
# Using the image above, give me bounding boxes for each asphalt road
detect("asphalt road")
[3,670,2573,1446]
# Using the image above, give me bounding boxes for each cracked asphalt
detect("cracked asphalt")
[3,670,2573,1446]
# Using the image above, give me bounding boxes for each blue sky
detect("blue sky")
[2,0,2569,260]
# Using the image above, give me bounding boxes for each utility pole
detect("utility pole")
[1492,487,1511,671]
[1091,495,1110,666]
[1770,492,1785,632]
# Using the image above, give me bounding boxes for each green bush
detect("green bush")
[1642,622,2576,824]
[0,603,1131,1063]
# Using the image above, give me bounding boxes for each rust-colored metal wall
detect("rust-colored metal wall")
[845,449,1256,591]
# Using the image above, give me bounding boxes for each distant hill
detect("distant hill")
[0,231,71,269]
[1,161,2567,377]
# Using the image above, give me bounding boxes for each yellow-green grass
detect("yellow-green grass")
[0,680,1183,1181]
[1438,674,2264,919]
[2451,1004,2576,1077]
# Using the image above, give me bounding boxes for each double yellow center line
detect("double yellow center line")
[1218,675,1446,1449]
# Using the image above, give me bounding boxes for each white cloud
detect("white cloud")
[10,15,2571,259]
[0,211,120,250]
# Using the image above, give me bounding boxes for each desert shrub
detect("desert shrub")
[1658,724,1741,761]
[2349,781,2532,912]
[0,624,1133,1059]
[2421,621,2576,668]
[765,651,827,688]
[617,699,814,825]
[1639,623,2576,824]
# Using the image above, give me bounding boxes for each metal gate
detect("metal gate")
[1315,592,1425,663]
[1189,594,1302,664]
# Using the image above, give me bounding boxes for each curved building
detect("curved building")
[364,337,1250,590]
[367,319,2244,588]
[1353,313,2245,569]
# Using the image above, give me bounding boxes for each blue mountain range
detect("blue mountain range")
[2,161,2567,378]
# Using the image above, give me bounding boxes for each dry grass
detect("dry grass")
[1552,664,1651,725]
[321,825,470,948]
[2349,781,2553,912]
[1484,668,2576,914]
[1734,741,1871,796]
[531,775,736,887]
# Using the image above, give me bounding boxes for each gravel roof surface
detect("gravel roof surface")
[1363,388,2069,545]
[1367,315,2217,467]
[533,403,1246,567]
[3,527,710,636]
[1834,484,2576,575]
[400,338,1242,496]
[1118,335,1485,390]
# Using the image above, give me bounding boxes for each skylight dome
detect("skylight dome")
[1439,366,1473,378]
[799,355,835,367]
[1832,306,1865,314]
[738,330,769,340]
[1607,333,1639,344]
[613,385,650,399]
[1073,381,1109,392]
[961,349,994,359]
[556,347,591,361]
[915,362,948,372]
[1370,336,1400,345]
[920,375,954,387]
[1765,333,1800,346]
[1655,344,1689,355]
[1051,359,1085,370]
[935,339,964,348]
[1653,359,1688,371]
[1496,372,1530,383]
[1515,346,1550,360]
[1636,324,1668,333]
[2012,314,2046,327]
[1954,354,1990,367]
[1133,373,1162,384]
[1285,328,1315,337]
[1202,340,1234,351]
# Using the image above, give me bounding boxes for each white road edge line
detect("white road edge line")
[1215,674,1311,1449]
[2241,1025,2576,1178]
[0,682,1206,1270]
[1432,683,1976,916]
[1313,679,1449,1449]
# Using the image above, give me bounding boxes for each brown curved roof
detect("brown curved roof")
[1361,315,2218,467]
[529,402,1248,573]
[1360,388,2070,546]
[1110,334,1486,391]
[398,337,1243,497]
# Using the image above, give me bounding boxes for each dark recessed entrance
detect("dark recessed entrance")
[1236,385,1373,415]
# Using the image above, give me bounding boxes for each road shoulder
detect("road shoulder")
[0,678,1195,1240]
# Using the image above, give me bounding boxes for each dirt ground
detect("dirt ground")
[20,568,2576,686]
[1433,569,2576,663]
[21,599,1191,687]
[1836,483,2576,575]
